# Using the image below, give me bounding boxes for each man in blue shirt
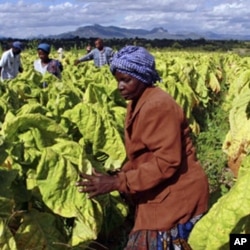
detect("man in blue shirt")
[74,38,114,67]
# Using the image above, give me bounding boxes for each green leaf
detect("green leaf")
[2,113,68,148]
[0,218,17,250]
[188,154,250,250]
[15,209,68,250]
[0,167,18,217]
[70,200,103,246]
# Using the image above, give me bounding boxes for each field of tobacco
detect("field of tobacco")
[0,48,250,249]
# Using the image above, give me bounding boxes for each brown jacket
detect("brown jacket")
[117,86,209,231]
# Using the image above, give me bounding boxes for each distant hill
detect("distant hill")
[48,24,202,40]
[48,24,250,41]
[1,24,250,40]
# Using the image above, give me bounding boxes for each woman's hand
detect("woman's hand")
[75,168,120,198]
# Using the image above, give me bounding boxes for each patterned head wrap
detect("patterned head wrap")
[110,45,161,85]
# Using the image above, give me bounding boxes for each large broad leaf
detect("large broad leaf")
[28,140,85,217]
[14,209,68,250]
[0,98,8,123]
[0,113,69,168]
[0,197,14,220]
[96,108,126,170]
[84,83,108,105]
[35,140,103,244]
[46,82,83,119]
[70,199,103,246]
[96,191,128,237]
[63,103,97,142]
[0,218,17,250]
[2,113,68,145]
[0,167,18,217]
[188,154,250,250]
[0,113,69,169]
[222,88,250,175]
[0,167,18,198]
[0,162,34,214]
[27,140,103,243]
[63,103,126,170]
[16,103,49,116]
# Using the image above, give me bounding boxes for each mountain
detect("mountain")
[47,24,250,40]
[49,24,203,40]
[1,24,250,40]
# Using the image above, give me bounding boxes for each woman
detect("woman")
[34,43,63,79]
[76,46,209,250]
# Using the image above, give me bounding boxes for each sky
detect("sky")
[0,0,249,39]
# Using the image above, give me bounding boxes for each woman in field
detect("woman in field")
[34,43,63,79]
[76,45,209,250]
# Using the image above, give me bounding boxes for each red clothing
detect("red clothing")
[117,86,209,231]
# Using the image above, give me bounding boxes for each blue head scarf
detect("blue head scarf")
[37,43,51,54]
[110,45,161,85]
[12,41,23,51]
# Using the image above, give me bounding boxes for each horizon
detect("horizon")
[0,1,249,40]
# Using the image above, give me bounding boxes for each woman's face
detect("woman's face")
[37,49,49,62]
[115,71,147,101]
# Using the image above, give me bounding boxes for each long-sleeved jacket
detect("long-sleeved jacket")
[79,47,114,67]
[117,86,209,231]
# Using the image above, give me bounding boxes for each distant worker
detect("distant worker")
[57,47,64,60]
[0,41,24,81]
[74,38,114,67]
[86,44,92,53]
[34,43,63,79]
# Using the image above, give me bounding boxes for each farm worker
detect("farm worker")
[86,44,92,53]
[76,45,209,250]
[57,47,64,60]
[0,41,24,81]
[74,38,114,67]
[34,43,63,80]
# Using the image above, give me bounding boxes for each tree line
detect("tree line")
[1,37,250,54]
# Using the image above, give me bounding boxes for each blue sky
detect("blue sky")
[0,0,249,39]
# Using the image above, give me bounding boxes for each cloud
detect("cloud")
[0,0,249,38]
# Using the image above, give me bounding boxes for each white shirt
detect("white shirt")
[33,59,48,75]
[33,59,62,79]
[0,49,22,80]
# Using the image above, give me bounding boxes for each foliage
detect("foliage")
[188,53,250,249]
[189,154,250,250]
[222,57,250,176]
[0,62,128,249]
[0,48,250,249]
[1,37,249,53]
[191,75,234,199]
[193,105,233,197]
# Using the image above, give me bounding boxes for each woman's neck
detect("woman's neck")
[41,58,50,64]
